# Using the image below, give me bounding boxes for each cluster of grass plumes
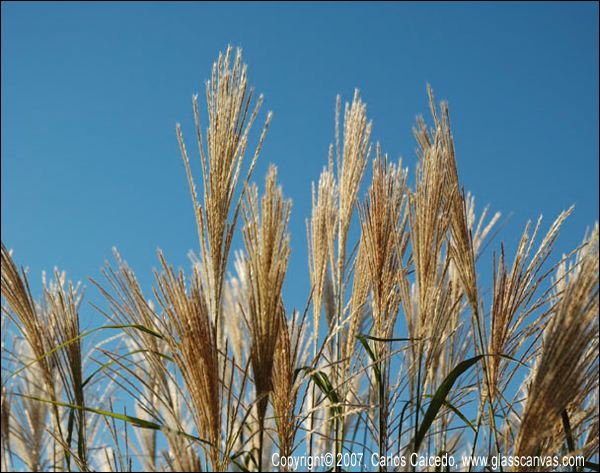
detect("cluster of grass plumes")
[1,47,598,472]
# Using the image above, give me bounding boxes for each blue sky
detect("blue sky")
[2,1,598,321]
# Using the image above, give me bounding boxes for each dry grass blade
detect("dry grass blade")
[177,46,273,338]
[5,340,50,472]
[403,108,453,381]
[0,385,10,471]
[334,90,373,305]
[93,250,203,471]
[1,243,84,469]
[1,244,56,405]
[359,151,408,342]
[487,207,573,400]
[307,166,338,349]
[272,309,308,467]
[241,164,291,469]
[358,150,408,464]
[43,271,88,469]
[153,253,221,470]
[417,88,479,311]
[514,225,599,470]
[319,90,373,464]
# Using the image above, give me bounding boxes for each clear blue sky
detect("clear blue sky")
[2,1,598,319]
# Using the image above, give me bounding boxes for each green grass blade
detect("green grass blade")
[82,348,173,388]
[415,355,483,452]
[9,324,163,380]
[65,407,75,470]
[415,354,522,452]
[422,394,476,433]
[356,335,381,382]
[358,333,418,343]
[296,367,342,416]
[15,393,211,446]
